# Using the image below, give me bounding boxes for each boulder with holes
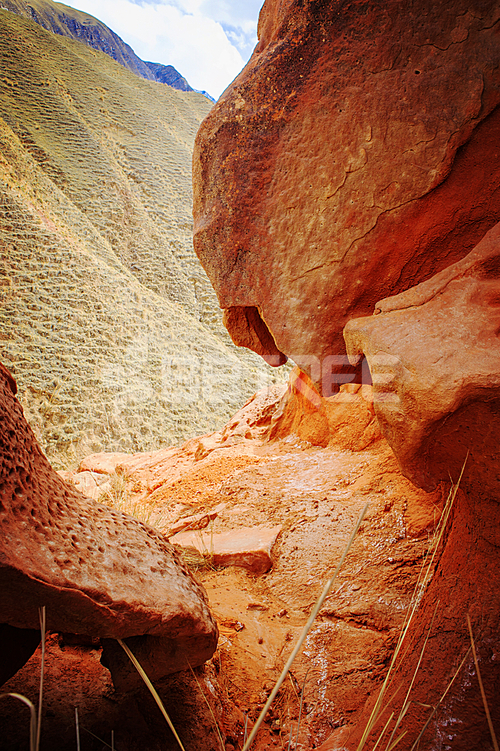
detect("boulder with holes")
[0,362,217,689]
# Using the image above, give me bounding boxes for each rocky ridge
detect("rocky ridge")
[1,0,195,92]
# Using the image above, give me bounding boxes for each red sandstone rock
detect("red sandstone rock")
[268,367,381,449]
[168,508,220,537]
[192,1,500,746]
[341,223,500,748]
[78,452,133,475]
[170,525,282,574]
[61,469,111,502]
[6,364,448,746]
[0,363,217,688]
[193,0,500,387]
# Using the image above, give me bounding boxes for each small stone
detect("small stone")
[170,525,282,574]
[78,452,132,474]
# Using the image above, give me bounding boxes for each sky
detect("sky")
[69,0,264,99]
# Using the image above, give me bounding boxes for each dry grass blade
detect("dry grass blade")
[242,502,370,751]
[117,638,186,751]
[409,646,471,751]
[386,731,407,751]
[75,707,81,751]
[357,460,466,751]
[187,664,225,751]
[467,615,499,751]
[292,668,310,750]
[82,726,115,750]
[36,606,46,751]
[381,604,439,751]
[0,693,37,751]
[371,712,395,751]
[243,714,248,745]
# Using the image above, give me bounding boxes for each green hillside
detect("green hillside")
[0,9,281,466]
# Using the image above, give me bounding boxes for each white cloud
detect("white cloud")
[69,0,260,98]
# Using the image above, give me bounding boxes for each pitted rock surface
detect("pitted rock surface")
[0,362,217,685]
[193,0,500,385]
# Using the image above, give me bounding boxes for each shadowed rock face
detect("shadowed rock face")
[0,362,218,689]
[193,0,500,386]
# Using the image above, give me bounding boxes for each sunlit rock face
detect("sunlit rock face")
[193,0,500,388]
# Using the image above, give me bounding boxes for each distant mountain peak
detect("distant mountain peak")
[144,61,193,92]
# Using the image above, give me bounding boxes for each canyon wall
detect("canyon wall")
[193,0,500,747]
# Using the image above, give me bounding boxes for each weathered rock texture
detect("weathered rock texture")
[193,0,500,747]
[1,639,231,751]
[39,373,443,750]
[193,0,500,385]
[345,219,500,497]
[0,362,218,690]
[0,9,284,466]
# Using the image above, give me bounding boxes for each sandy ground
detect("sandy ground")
[1,385,444,750]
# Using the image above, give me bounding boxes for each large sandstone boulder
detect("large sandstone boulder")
[0,362,218,689]
[345,219,500,499]
[193,0,500,386]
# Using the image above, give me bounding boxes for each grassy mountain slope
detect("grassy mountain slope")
[1,0,158,80]
[0,9,282,466]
